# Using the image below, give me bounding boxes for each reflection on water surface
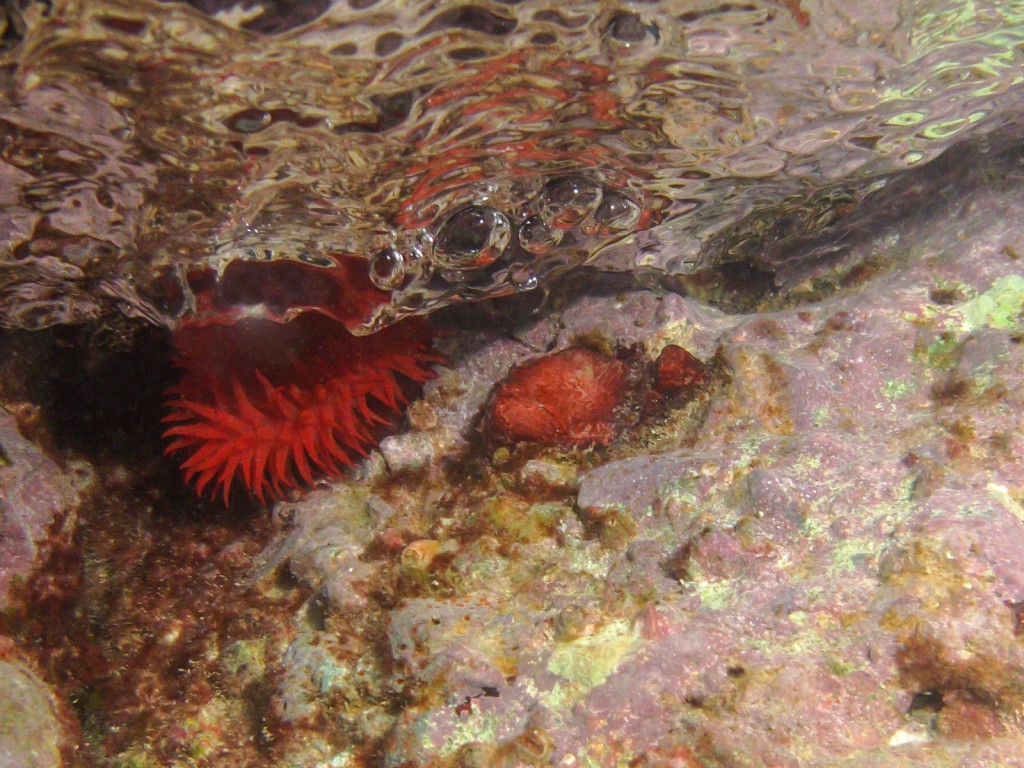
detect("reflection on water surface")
[0,0,1022,330]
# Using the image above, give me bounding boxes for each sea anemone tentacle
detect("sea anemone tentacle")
[163,312,441,504]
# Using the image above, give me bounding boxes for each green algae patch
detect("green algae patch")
[691,577,738,611]
[922,331,960,370]
[882,377,916,401]
[547,620,638,689]
[438,714,502,757]
[218,638,266,686]
[956,275,1024,331]
[563,542,616,579]
[916,275,1024,337]
[479,496,565,543]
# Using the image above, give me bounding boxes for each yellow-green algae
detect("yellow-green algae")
[538,620,641,722]
[882,377,917,400]
[986,483,1024,523]
[546,619,639,690]
[954,274,1024,332]
[418,621,642,762]
[689,576,739,611]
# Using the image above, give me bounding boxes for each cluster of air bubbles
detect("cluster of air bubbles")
[538,176,603,229]
[365,175,644,322]
[516,176,648,261]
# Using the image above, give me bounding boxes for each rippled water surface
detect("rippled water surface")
[1,0,1022,331]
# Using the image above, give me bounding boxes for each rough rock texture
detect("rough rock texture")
[234,160,1024,768]
[0,657,76,768]
[3,2,1024,765]
[0,411,82,608]
[8,115,1024,768]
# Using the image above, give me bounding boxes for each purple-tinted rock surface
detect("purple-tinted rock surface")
[242,147,1024,768]
[0,411,83,608]
[0,658,75,768]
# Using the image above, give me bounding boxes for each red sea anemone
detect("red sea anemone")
[163,311,441,504]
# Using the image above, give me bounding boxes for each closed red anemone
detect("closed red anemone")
[163,312,442,504]
[487,346,629,448]
[651,344,706,396]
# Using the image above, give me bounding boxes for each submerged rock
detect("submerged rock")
[241,142,1024,767]
[0,658,75,768]
[0,411,83,608]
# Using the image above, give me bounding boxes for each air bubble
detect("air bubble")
[606,12,648,43]
[538,176,602,229]
[602,11,660,58]
[434,205,511,269]
[369,249,406,290]
[510,265,539,291]
[230,109,272,133]
[518,215,562,254]
[593,190,642,233]
[297,251,335,268]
